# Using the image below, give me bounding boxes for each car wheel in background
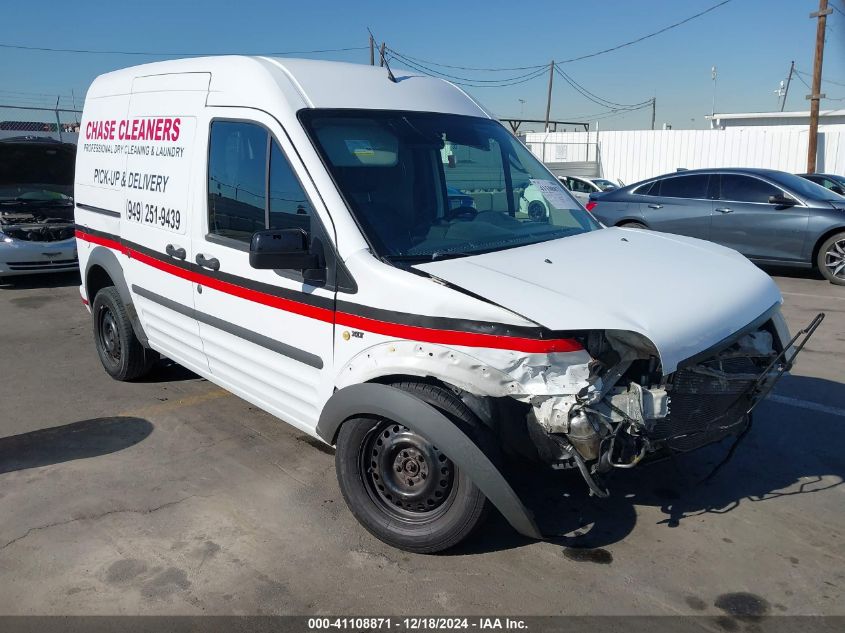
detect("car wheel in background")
[92,286,158,380]
[818,232,845,285]
[527,200,548,222]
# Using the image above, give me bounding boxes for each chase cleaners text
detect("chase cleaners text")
[86,118,181,142]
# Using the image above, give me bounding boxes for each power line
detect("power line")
[795,67,844,101]
[383,49,546,73]
[385,54,549,88]
[386,0,734,72]
[796,68,845,88]
[385,50,548,84]
[569,101,655,123]
[553,65,652,109]
[388,47,654,108]
[558,0,734,64]
[0,42,368,57]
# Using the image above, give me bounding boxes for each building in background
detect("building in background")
[524,110,845,186]
[706,109,845,130]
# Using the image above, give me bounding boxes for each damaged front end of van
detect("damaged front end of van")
[495,316,822,497]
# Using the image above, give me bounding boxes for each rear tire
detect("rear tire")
[619,221,647,230]
[817,231,845,285]
[92,286,157,381]
[335,381,493,553]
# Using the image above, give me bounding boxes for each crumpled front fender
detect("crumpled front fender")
[335,340,594,399]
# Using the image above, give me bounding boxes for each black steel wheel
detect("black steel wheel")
[92,286,157,381]
[335,381,494,553]
[818,231,845,285]
[96,302,122,366]
[362,421,456,519]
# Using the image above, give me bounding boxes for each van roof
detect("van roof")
[86,56,492,118]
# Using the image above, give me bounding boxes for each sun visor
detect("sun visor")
[313,121,398,167]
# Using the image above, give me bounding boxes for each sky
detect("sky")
[1,0,844,131]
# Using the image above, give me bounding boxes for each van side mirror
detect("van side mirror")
[249,228,319,271]
[768,193,796,207]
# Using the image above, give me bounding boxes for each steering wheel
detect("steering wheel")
[445,205,478,221]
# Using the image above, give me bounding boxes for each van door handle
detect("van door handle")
[647,204,663,209]
[195,253,220,271]
[165,244,186,260]
[715,207,733,214]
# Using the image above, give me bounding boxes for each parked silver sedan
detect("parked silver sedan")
[587,167,845,285]
[0,138,77,281]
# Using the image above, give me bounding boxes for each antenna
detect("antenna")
[367,28,396,83]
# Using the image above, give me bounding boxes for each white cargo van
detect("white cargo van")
[75,56,820,553]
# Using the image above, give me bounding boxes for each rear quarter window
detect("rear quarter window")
[634,180,659,196]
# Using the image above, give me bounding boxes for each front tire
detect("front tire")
[817,231,845,285]
[335,381,493,553]
[92,286,157,381]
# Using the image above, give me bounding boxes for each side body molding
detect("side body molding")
[316,383,543,540]
[84,244,150,347]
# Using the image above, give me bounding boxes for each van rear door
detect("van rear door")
[123,73,210,374]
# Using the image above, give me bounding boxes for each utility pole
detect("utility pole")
[379,42,386,67]
[807,0,830,173]
[650,97,656,130]
[544,60,554,133]
[369,34,375,66]
[781,60,794,111]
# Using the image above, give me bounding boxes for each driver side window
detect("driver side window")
[207,121,267,242]
[569,178,593,194]
[719,175,781,203]
[207,120,313,243]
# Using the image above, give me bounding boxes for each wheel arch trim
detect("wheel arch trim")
[85,245,150,347]
[811,225,845,266]
[317,382,543,540]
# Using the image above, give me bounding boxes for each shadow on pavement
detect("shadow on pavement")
[0,271,81,290]
[0,417,153,475]
[760,264,825,282]
[455,374,845,555]
[137,358,202,383]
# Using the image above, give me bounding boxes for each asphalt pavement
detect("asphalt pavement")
[0,269,843,618]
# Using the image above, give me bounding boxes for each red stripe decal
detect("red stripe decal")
[75,229,582,353]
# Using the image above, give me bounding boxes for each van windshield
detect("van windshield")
[300,110,599,262]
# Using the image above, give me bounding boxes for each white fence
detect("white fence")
[523,127,845,184]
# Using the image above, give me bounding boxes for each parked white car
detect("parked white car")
[560,175,622,205]
[75,56,817,553]
[0,137,78,280]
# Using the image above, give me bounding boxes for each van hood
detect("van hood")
[414,227,782,373]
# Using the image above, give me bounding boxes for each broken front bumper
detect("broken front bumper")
[648,312,825,453]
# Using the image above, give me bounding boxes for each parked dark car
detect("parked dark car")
[798,172,845,196]
[446,186,475,211]
[586,168,845,285]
